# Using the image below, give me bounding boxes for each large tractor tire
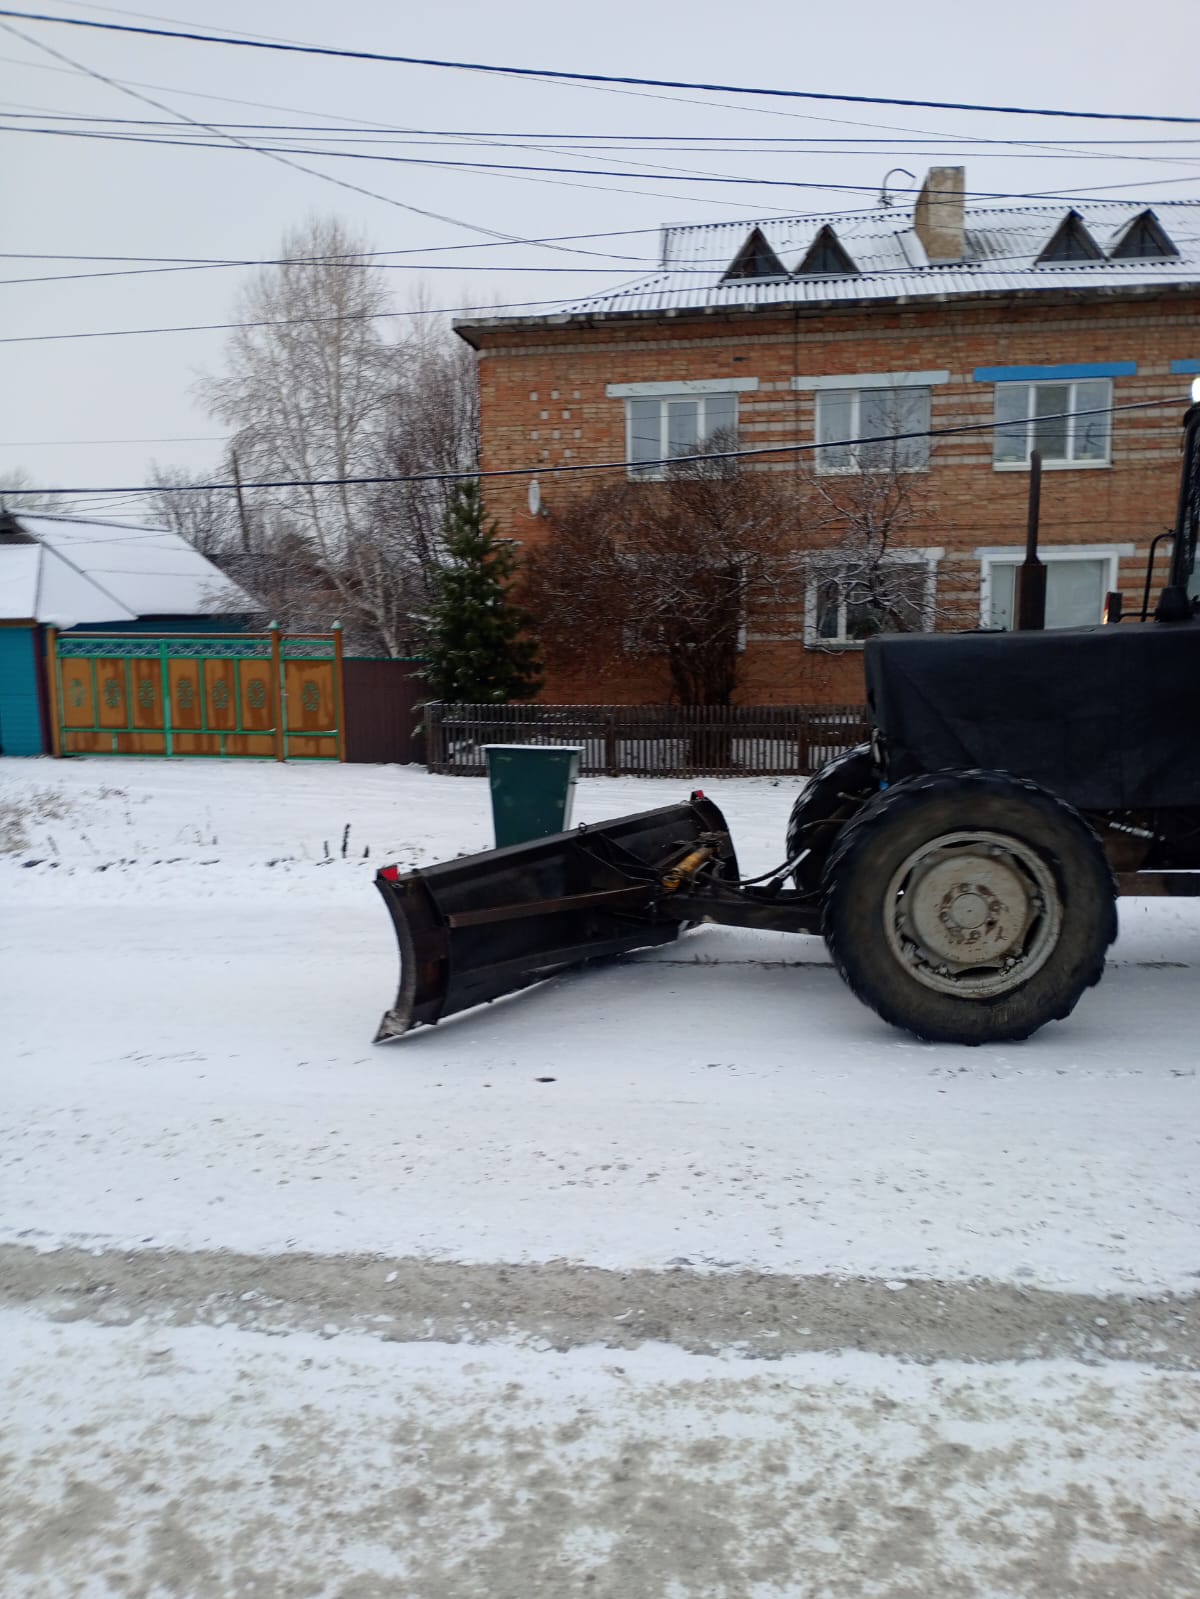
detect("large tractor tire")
[821,770,1116,1045]
[785,743,877,893]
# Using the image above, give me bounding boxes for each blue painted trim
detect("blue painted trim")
[1170,359,1200,374]
[973,361,1137,383]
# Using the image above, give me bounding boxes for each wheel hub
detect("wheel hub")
[884,831,1062,999]
[905,852,1033,966]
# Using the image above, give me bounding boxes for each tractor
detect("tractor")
[375,393,1200,1047]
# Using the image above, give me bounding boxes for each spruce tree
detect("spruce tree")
[423,481,542,703]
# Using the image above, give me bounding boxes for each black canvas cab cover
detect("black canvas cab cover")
[864,621,1200,811]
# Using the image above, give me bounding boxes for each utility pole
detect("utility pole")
[231,450,252,554]
[1015,450,1046,631]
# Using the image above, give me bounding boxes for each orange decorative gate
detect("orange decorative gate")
[47,628,345,760]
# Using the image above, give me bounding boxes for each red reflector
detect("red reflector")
[691,789,706,801]
[379,865,401,882]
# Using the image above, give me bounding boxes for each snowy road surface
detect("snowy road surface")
[2,758,1198,1596]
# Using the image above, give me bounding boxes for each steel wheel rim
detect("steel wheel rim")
[883,829,1063,999]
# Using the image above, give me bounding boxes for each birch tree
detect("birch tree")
[201,218,477,653]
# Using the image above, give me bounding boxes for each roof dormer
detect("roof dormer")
[1109,208,1179,260]
[722,226,788,282]
[796,225,858,277]
[1036,210,1104,264]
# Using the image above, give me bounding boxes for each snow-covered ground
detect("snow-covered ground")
[3,757,1198,1292]
[2,757,1198,1596]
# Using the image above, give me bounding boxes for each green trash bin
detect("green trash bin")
[484,744,583,848]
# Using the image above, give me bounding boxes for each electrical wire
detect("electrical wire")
[0,295,600,343]
[9,111,1200,179]
[0,19,666,259]
[3,205,1198,283]
[7,29,1200,224]
[3,9,1199,126]
[7,234,1200,341]
[8,122,1200,207]
[3,396,1187,498]
[2,433,225,444]
[9,112,1200,145]
[0,223,669,269]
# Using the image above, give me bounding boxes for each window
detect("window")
[815,386,931,474]
[978,545,1130,630]
[805,551,940,647]
[992,379,1111,467]
[626,391,738,478]
[796,224,858,277]
[723,227,787,281]
[1109,209,1178,261]
[1036,211,1103,264]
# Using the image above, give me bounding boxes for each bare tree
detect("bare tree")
[200,217,405,651]
[368,297,480,594]
[794,406,966,650]
[147,464,240,559]
[0,470,67,514]
[199,225,480,654]
[798,457,940,646]
[524,451,797,707]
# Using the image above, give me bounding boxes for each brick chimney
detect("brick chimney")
[913,166,965,263]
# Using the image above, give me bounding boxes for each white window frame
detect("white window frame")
[793,371,946,478]
[976,543,1133,628]
[608,379,757,481]
[990,377,1113,471]
[803,547,944,649]
[811,386,933,476]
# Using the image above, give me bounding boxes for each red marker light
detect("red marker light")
[379,865,401,882]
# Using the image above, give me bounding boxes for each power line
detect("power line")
[0,223,665,269]
[3,9,1199,126]
[6,237,1200,343]
[7,27,1200,217]
[9,111,1200,178]
[8,113,1200,146]
[0,117,866,217]
[3,397,1187,497]
[0,19,656,260]
[0,295,598,343]
[4,28,1194,179]
[9,122,1200,206]
[4,202,1199,277]
[2,433,225,444]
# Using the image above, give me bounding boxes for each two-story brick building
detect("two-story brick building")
[456,169,1200,703]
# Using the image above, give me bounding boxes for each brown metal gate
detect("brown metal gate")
[48,628,345,760]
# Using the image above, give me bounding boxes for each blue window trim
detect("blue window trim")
[1170,359,1200,375]
[973,362,1136,383]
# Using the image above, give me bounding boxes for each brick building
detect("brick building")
[456,169,1200,704]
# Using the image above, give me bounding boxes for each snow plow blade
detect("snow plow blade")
[374,795,737,1040]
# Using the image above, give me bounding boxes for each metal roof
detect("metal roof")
[460,199,1200,331]
[4,515,252,625]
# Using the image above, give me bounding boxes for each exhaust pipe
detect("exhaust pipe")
[374,796,737,1041]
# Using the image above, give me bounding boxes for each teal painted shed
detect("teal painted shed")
[0,512,254,756]
[0,623,48,756]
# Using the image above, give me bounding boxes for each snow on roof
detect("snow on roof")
[0,545,42,620]
[458,198,1200,329]
[0,541,135,626]
[8,514,252,622]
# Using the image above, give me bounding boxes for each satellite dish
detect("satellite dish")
[527,478,541,517]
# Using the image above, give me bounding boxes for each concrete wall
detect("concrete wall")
[468,291,1198,704]
[0,626,46,756]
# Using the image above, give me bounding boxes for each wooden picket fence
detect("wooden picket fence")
[425,702,868,778]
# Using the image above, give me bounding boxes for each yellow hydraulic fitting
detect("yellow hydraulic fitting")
[662,845,716,892]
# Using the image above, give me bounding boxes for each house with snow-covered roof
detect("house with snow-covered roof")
[455,167,1200,704]
[0,511,254,756]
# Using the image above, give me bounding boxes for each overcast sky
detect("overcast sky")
[2,0,1197,517]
